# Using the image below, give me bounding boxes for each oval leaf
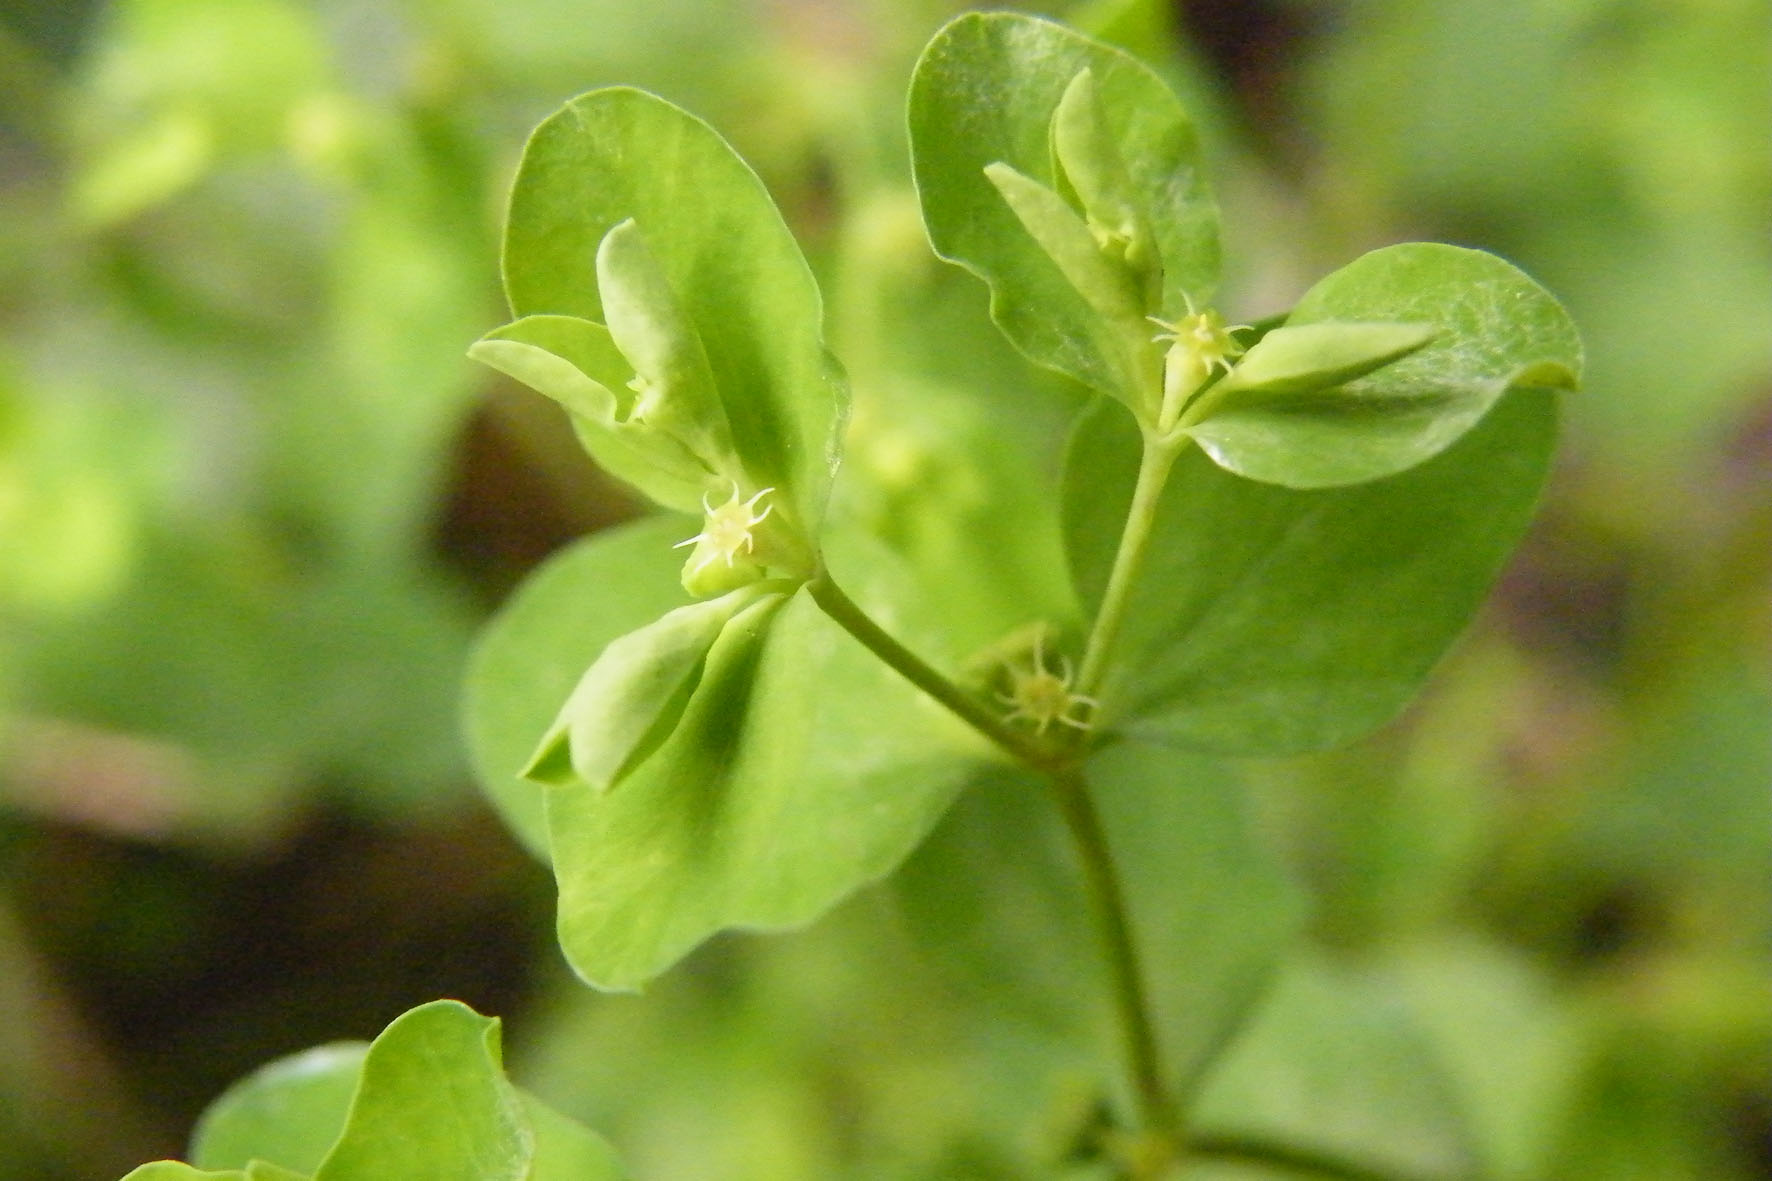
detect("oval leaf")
[1063,386,1558,754]
[1185,244,1580,488]
[499,88,845,524]
[909,12,1219,403]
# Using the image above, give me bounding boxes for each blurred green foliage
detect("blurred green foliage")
[0,0,1765,1178]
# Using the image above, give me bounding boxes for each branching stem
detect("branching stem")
[807,573,1058,770]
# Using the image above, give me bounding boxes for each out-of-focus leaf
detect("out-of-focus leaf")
[72,0,330,224]
[118,1165,248,1181]
[1190,955,1475,1179]
[1089,742,1305,1090]
[192,1044,367,1176]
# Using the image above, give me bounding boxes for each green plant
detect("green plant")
[117,11,1579,1180]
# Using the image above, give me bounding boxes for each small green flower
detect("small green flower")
[998,634,1098,735]
[675,483,776,595]
[1150,294,1250,415]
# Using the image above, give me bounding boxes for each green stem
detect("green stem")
[1073,431,1184,702]
[1187,1134,1432,1181]
[807,573,1054,769]
[1052,767,1176,1162]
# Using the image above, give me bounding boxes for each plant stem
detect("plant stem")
[807,573,1055,769]
[1073,431,1183,702]
[1188,1134,1432,1181]
[1052,766,1175,1161]
[811,496,1185,1171]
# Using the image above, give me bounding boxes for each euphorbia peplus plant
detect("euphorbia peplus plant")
[121,12,1579,1181]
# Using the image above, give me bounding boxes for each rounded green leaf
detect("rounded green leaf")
[1063,386,1558,755]
[539,558,993,991]
[168,1003,622,1181]
[191,1043,368,1175]
[499,87,845,525]
[1185,244,1580,488]
[312,1001,527,1181]
[463,516,695,858]
[909,12,1219,402]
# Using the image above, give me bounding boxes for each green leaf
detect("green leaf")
[980,161,1148,397]
[244,1165,307,1181]
[468,316,709,514]
[1211,321,1438,397]
[1189,955,1476,1179]
[902,744,1304,1085]
[595,218,736,471]
[1184,244,1580,488]
[192,1044,368,1175]
[1063,386,1557,755]
[119,1165,248,1181]
[522,583,786,793]
[498,87,845,525]
[537,556,992,991]
[72,0,330,225]
[464,516,694,859]
[909,11,1218,402]
[311,1001,526,1181]
[1049,68,1156,284]
[149,1003,622,1181]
